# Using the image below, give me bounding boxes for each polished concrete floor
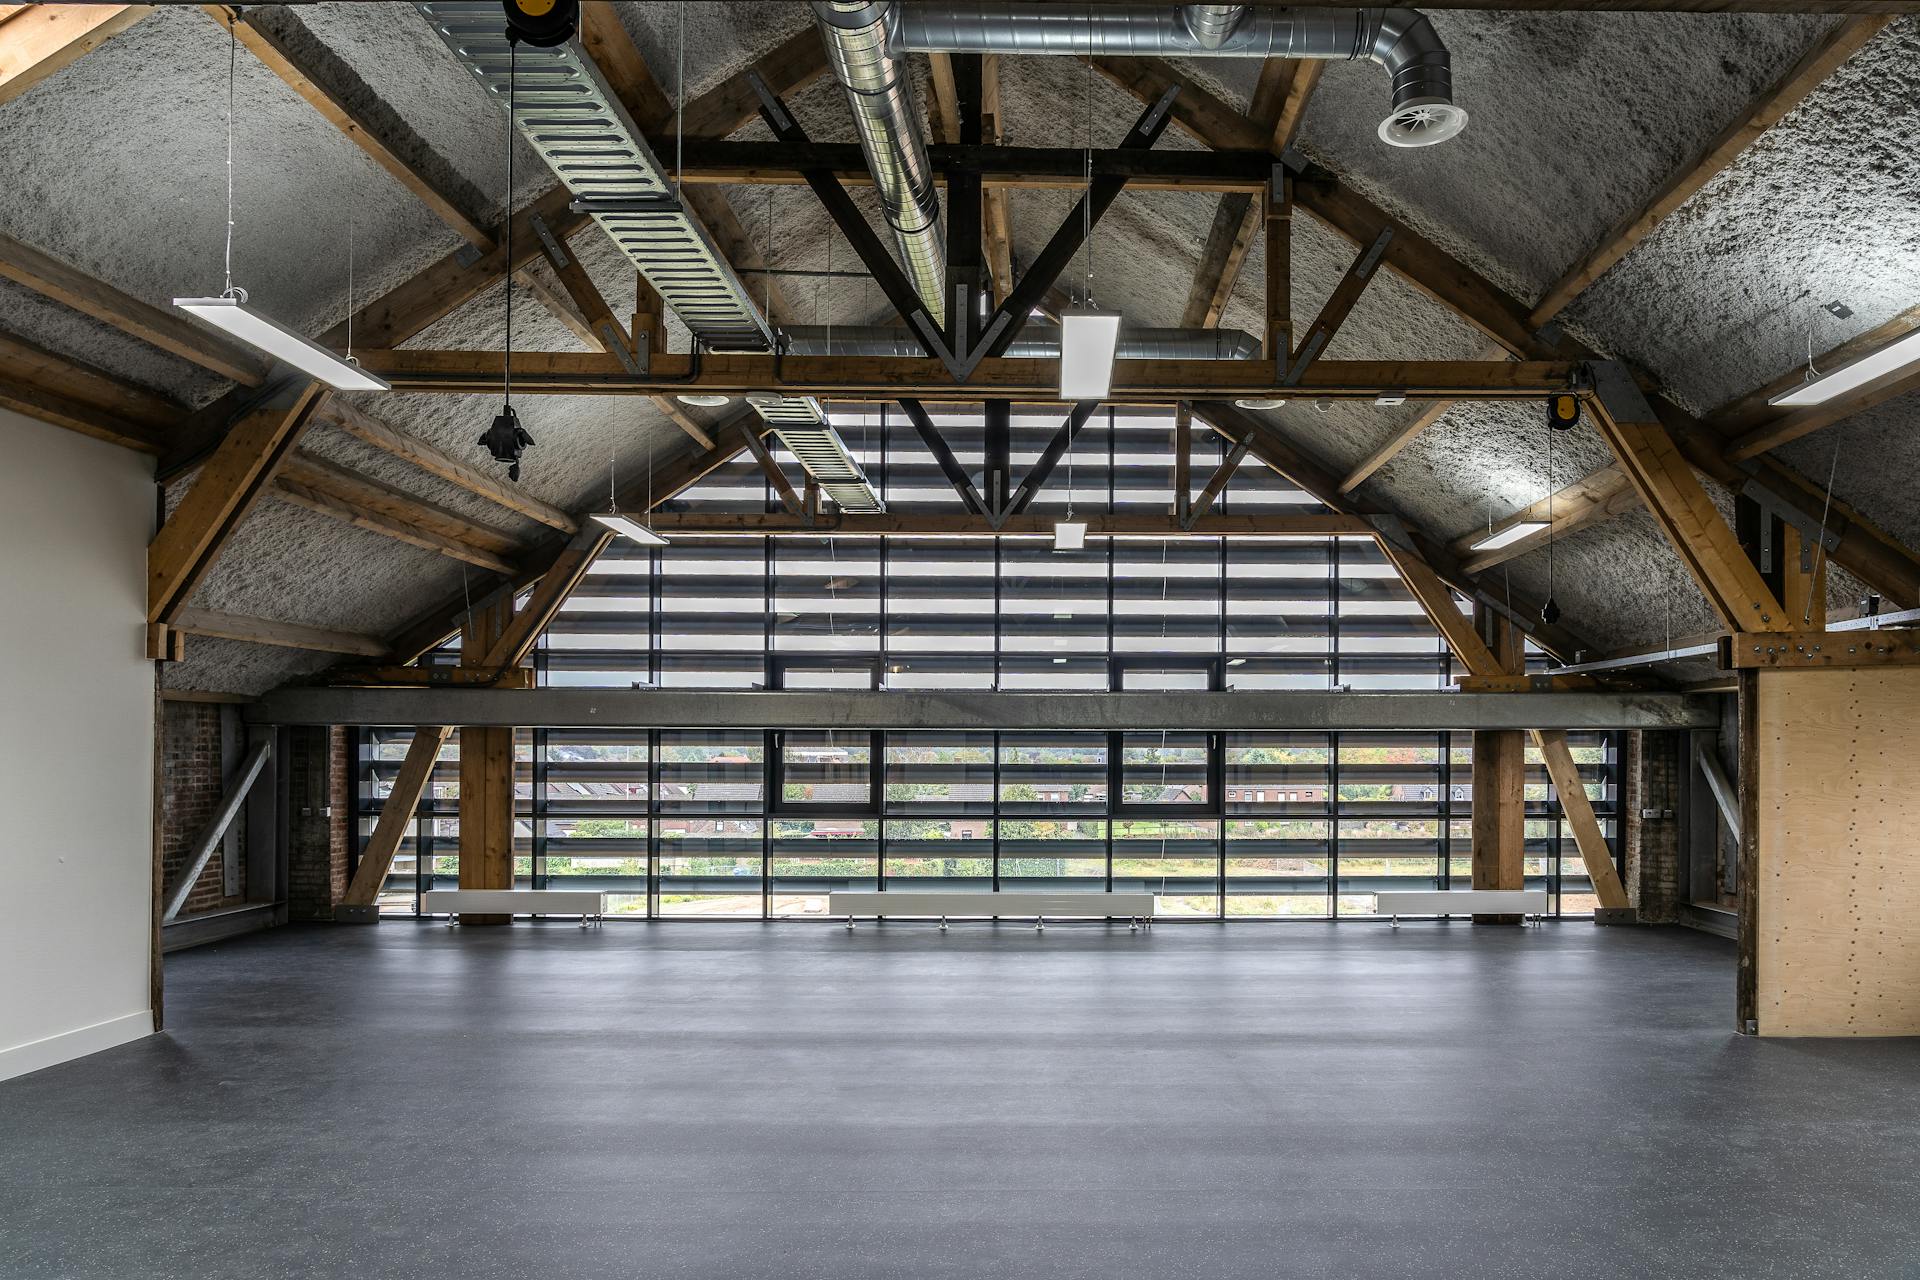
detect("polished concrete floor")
[4,922,1919,1279]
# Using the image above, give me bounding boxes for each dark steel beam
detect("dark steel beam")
[897,398,987,515]
[248,687,1721,731]
[1006,401,1101,516]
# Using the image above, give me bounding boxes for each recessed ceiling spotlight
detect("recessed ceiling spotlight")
[1314,399,1334,412]
[1234,397,1287,411]
[677,394,732,408]
[1374,392,1407,406]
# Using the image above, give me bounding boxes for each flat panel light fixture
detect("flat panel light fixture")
[1770,327,1920,407]
[1058,309,1122,400]
[1053,520,1088,552]
[1468,520,1549,552]
[174,296,390,392]
[591,513,669,546]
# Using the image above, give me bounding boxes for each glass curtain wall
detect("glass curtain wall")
[358,406,1616,918]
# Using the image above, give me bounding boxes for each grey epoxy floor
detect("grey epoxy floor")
[4,923,1919,1279]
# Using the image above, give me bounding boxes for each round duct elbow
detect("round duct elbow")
[1378,97,1468,147]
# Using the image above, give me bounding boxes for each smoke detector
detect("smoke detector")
[1379,99,1468,148]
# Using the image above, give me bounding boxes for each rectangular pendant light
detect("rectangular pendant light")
[1468,520,1550,552]
[1058,309,1121,400]
[1769,327,1920,407]
[591,513,669,546]
[1053,520,1088,552]
[174,296,390,392]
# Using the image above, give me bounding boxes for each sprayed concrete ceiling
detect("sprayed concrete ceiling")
[0,3,1913,693]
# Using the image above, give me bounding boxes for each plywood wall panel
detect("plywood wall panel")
[1754,667,1920,1036]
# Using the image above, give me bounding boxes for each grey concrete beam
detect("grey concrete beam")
[246,688,1718,731]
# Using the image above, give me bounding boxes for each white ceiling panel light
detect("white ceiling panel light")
[175,18,386,393]
[1469,520,1549,552]
[1054,520,1088,552]
[174,297,391,392]
[1058,309,1122,400]
[591,514,669,547]
[1769,327,1920,407]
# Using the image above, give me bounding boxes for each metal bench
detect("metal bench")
[829,890,1155,932]
[421,889,607,927]
[1373,889,1549,927]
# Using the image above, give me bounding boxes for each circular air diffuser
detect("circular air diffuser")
[1234,398,1287,411]
[676,394,731,408]
[1378,99,1468,148]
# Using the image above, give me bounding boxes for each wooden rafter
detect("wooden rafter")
[147,380,327,626]
[1373,526,1629,909]
[1099,57,1920,613]
[1284,228,1392,383]
[171,607,386,657]
[474,524,616,676]
[1587,370,1785,632]
[347,349,1574,401]
[1528,17,1890,326]
[0,231,267,384]
[643,511,1371,538]
[321,400,577,533]
[1450,464,1638,573]
[278,450,521,558]
[340,725,453,910]
[0,329,180,452]
[737,419,804,516]
[0,3,146,106]
[1337,397,1453,494]
[272,472,518,577]
[980,55,1014,302]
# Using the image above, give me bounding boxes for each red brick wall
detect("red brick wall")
[159,701,247,916]
[287,726,352,919]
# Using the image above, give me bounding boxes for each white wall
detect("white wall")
[0,407,155,1081]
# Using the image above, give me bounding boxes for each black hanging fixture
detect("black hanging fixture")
[1547,393,1580,432]
[1541,410,1560,624]
[502,0,577,47]
[479,26,534,481]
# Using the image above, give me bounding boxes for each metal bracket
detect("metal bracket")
[1737,476,1847,551]
[453,243,484,269]
[1582,359,1657,423]
[528,212,570,269]
[1366,513,1417,553]
[598,322,642,376]
[570,196,685,216]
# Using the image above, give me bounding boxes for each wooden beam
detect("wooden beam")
[1780,524,1826,629]
[738,419,805,516]
[458,599,516,922]
[1337,398,1451,495]
[0,366,166,453]
[1470,605,1526,920]
[1186,434,1253,525]
[0,3,146,106]
[351,349,1578,401]
[1179,60,1297,331]
[204,4,490,248]
[1528,17,1890,326]
[272,473,519,575]
[339,729,451,909]
[643,511,1373,537]
[1723,355,1920,460]
[1268,60,1324,154]
[340,725,453,910]
[1099,56,1920,613]
[1284,228,1392,383]
[278,450,521,558]
[981,55,1013,303]
[1588,375,1786,632]
[148,380,327,625]
[321,400,578,533]
[0,231,267,384]
[1450,465,1639,574]
[1722,628,1920,669]
[476,524,617,674]
[1191,400,1355,512]
[1533,728,1631,909]
[1265,166,1292,359]
[926,51,961,145]
[171,607,386,657]
[0,329,186,433]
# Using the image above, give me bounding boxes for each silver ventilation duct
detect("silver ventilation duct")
[1182,5,1249,49]
[884,5,1466,149]
[812,1,948,325]
[782,325,1261,361]
[415,2,882,514]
